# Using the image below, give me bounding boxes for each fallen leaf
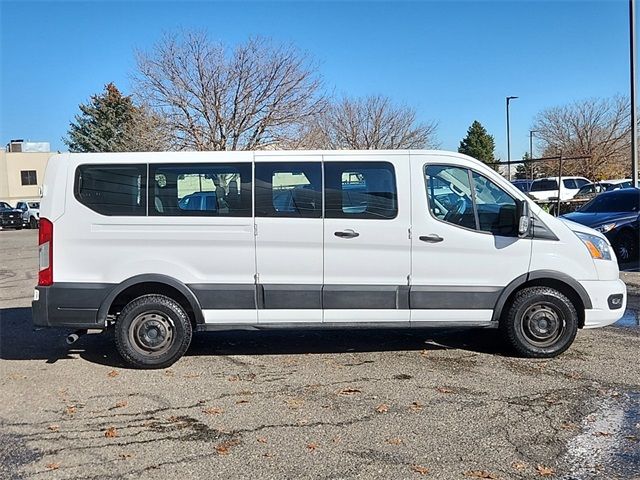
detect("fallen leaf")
[202,407,224,415]
[464,470,499,479]
[387,437,403,445]
[565,371,581,379]
[436,386,454,394]
[624,435,638,442]
[376,403,389,413]
[306,443,318,451]
[120,453,133,459]
[409,401,424,412]
[215,444,230,455]
[104,427,118,438]
[512,461,527,471]
[536,465,555,476]
[411,464,429,475]
[228,375,240,382]
[420,349,429,357]
[107,370,119,378]
[47,425,60,432]
[65,405,77,415]
[257,437,267,443]
[560,421,578,431]
[337,387,361,396]
[236,399,249,404]
[46,463,60,470]
[593,431,612,437]
[215,439,240,455]
[114,401,128,409]
[164,369,174,377]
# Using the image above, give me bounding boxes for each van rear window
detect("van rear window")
[75,164,147,216]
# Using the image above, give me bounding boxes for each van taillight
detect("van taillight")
[38,218,53,286]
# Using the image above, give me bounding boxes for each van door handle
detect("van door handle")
[419,234,444,243]
[335,229,360,239]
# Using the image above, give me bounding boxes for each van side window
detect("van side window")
[324,162,397,219]
[255,162,322,218]
[425,165,519,236]
[75,164,147,216]
[471,171,518,236]
[425,165,476,229]
[149,163,252,217]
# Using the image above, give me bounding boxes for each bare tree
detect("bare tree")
[532,95,631,179]
[291,95,438,150]
[134,31,325,151]
[122,104,172,151]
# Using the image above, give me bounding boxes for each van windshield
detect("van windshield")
[530,179,558,191]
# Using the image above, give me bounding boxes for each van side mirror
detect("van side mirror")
[516,199,530,237]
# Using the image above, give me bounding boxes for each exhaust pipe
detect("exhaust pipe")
[66,329,87,345]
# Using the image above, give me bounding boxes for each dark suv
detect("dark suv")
[0,202,23,230]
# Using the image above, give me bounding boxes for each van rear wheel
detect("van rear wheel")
[502,287,578,358]
[115,294,192,369]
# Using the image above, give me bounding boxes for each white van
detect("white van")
[32,151,626,368]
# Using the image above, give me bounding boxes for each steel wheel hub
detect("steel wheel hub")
[129,312,175,357]
[521,303,565,347]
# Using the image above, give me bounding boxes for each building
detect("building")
[0,140,54,205]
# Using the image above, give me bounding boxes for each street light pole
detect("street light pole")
[630,0,638,187]
[506,96,518,181]
[529,130,537,180]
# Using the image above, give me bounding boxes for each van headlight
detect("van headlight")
[575,232,612,260]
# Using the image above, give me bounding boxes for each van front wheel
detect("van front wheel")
[115,294,192,369]
[502,287,578,358]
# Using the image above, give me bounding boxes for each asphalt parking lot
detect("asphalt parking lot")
[1,229,639,480]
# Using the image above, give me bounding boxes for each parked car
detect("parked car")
[601,179,633,190]
[528,176,590,201]
[511,179,533,193]
[0,201,24,230]
[562,188,640,263]
[15,200,40,228]
[32,151,626,368]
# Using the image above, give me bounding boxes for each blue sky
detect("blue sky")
[0,0,634,158]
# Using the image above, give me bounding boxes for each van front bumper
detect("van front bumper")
[32,284,112,329]
[581,279,627,328]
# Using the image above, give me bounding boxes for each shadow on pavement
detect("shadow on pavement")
[0,306,506,368]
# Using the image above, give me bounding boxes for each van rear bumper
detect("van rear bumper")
[32,284,113,329]
[581,279,627,328]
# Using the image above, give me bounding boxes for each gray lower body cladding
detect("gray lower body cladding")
[32,282,505,329]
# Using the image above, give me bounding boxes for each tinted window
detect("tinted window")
[255,162,322,218]
[472,172,518,236]
[530,179,558,191]
[577,185,594,195]
[580,190,640,213]
[28,202,39,208]
[575,178,590,188]
[0,202,11,210]
[150,163,252,217]
[20,170,37,186]
[75,164,146,216]
[563,179,577,189]
[325,162,397,219]
[425,165,476,230]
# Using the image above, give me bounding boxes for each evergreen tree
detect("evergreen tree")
[64,83,141,152]
[458,121,496,168]
[515,152,530,179]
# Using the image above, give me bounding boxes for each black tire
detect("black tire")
[29,217,38,229]
[115,294,192,369]
[613,229,638,263]
[501,287,578,358]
